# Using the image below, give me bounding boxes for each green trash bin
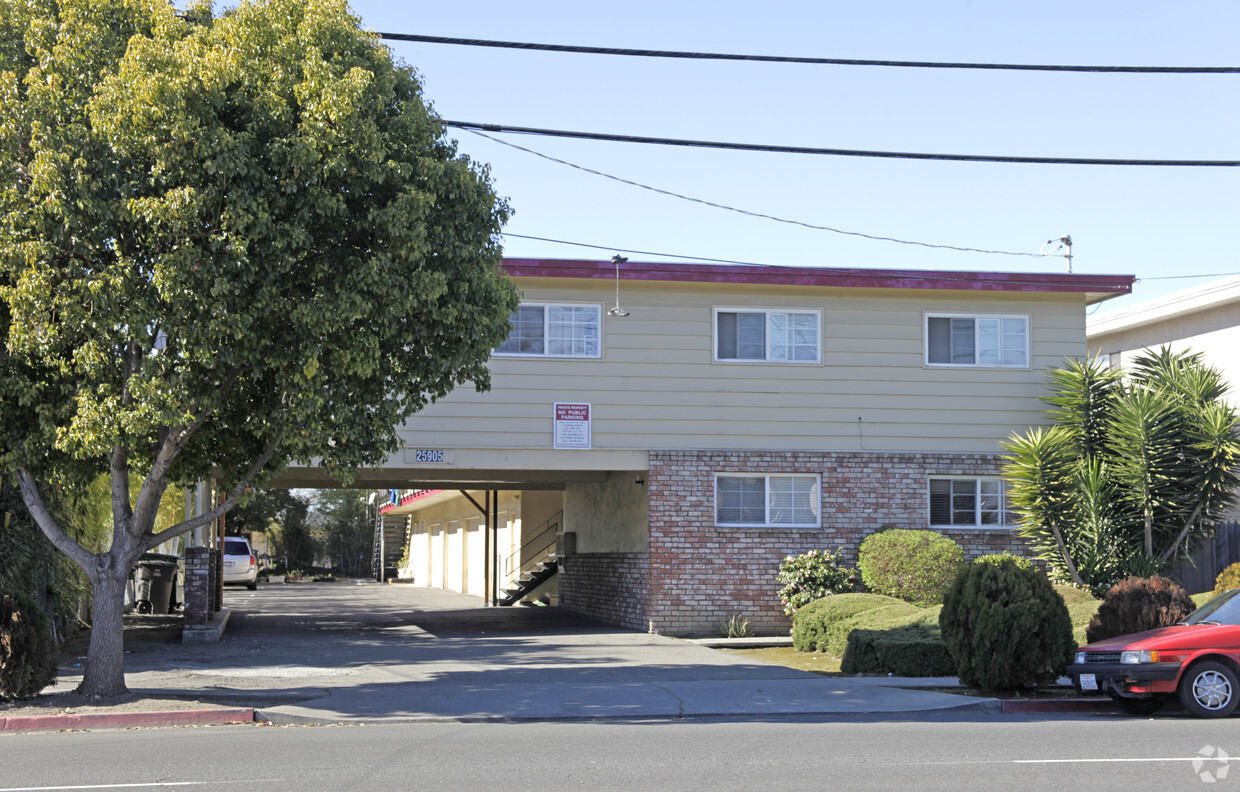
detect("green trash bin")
[134,558,176,614]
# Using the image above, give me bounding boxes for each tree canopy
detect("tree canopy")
[0,0,518,695]
[1004,349,1240,591]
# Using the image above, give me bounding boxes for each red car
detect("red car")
[1068,588,1240,717]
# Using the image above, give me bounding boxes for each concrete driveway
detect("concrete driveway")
[58,581,994,724]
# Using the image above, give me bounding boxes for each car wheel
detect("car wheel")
[1111,695,1164,716]
[247,580,258,591]
[1179,660,1240,718]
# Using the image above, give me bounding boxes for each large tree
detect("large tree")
[1004,349,1240,590]
[312,489,373,576]
[0,0,518,695]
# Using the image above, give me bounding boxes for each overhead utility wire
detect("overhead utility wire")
[380,34,1240,74]
[443,122,1240,167]
[465,128,1044,259]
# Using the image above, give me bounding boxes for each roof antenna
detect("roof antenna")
[1042,235,1073,273]
[608,255,630,317]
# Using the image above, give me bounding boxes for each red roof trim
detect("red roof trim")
[500,258,1133,296]
[379,489,444,514]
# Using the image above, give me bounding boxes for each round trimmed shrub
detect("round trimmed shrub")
[1084,575,1195,644]
[777,549,858,615]
[1213,563,1240,598]
[858,529,965,607]
[939,558,1074,691]
[0,590,57,701]
[972,553,1033,571]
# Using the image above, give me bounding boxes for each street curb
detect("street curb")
[0,708,257,733]
[1000,697,1112,713]
[256,697,1001,726]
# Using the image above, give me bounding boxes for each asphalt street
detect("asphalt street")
[1,714,1234,791]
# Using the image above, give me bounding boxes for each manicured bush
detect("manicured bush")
[972,553,1033,570]
[1084,575,1196,644]
[841,624,956,677]
[0,590,57,701]
[858,529,965,607]
[777,549,858,615]
[1213,562,1240,598]
[791,593,920,655]
[940,558,1074,691]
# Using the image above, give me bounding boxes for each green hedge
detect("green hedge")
[791,593,921,655]
[841,625,956,677]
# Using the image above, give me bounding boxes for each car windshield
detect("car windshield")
[223,540,250,557]
[1182,588,1240,626]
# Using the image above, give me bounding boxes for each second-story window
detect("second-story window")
[926,314,1029,367]
[715,309,820,363]
[495,303,601,358]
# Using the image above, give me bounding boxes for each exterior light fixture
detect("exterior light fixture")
[608,254,630,317]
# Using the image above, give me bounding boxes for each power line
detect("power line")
[381,33,1240,74]
[1141,272,1240,280]
[466,128,1045,259]
[444,121,1240,167]
[502,233,778,266]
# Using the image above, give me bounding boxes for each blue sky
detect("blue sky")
[346,0,1237,314]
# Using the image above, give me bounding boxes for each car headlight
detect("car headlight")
[1120,650,1160,664]
[1075,651,1086,664]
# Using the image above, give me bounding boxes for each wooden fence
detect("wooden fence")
[1169,522,1240,594]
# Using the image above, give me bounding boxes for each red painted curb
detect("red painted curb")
[0,708,256,733]
[1001,697,1112,713]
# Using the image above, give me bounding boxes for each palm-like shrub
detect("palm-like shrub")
[1004,349,1240,591]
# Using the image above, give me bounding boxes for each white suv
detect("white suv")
[222,536,258,590]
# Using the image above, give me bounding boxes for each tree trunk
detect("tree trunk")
[76,573,130,698]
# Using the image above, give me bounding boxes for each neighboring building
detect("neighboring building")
[1087,275,1240,401]
[315,257,1132,636]
[1087,275,1240,557]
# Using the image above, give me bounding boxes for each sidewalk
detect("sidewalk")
[2,582,1108,732]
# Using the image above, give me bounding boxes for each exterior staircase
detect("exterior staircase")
[498,511,561,606]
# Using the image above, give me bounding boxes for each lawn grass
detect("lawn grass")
[724,646,844,675]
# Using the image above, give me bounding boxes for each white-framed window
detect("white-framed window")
[928,477,1017,527]
[495,303,601,358]
[714,309,821,363]
[715,473,821,527]
[925,314,1029,368]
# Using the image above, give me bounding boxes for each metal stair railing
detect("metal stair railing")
[502,511,562,587]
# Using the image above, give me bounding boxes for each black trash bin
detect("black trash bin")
[133,557,177,614]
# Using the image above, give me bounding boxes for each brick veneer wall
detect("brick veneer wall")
[184,547,211,625]
[559,552,648,631]
[646,450,1034,637]
[184,547,222,625]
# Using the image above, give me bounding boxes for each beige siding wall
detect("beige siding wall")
[399,278,1087,460]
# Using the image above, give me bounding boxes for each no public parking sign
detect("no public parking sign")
[553,402,591,449]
